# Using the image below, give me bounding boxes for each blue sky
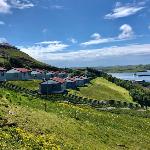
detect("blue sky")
[0,0,150,67]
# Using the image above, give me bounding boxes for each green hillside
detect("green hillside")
[69,77,133,102]
[8,80,42,91]
[96,64,150,73]
[0,44,58,70]
[0,87,150,149]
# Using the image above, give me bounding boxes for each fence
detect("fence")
[0,81,140,109]
[65,93,140,109]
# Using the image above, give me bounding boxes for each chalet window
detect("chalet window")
[1,72,4,76]
[15,73,18,78]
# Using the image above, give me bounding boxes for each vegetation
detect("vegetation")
[87,68,150,107]
[140,81,150,88]
[0,44,150,149]
[0,44,58,70]
[1,81,137,109]
[95,64,150,73]
[69,77,133,102]
[0,88,150,149]
[8,80,42,91]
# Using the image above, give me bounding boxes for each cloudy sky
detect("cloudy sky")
[0,0,150,67]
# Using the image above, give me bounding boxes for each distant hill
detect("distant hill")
[95,64,150,73]
[0,43,58,70]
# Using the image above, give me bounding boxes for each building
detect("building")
[31,69,45,79]
[57,72,68,78]
[40,78,66,94]
[52,77,66,91]
[6,68,31,81]
[80,76,89,84]
[45,71,56,80]
[74,76,85,87]
[65,78,76,89]
[0,67,6,81]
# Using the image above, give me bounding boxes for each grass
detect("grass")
[69,77,133,102]
[0,88,150,149]
[8,80,42,91]
[0,46,58,70]
[0,58,9,65]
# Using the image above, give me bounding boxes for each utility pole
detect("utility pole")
[46,80,48,99]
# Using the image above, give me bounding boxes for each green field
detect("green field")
[0,88,150,149]
[69,77,133,102]
[8,80,42,91]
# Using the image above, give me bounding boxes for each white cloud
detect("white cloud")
[0,37,7,43]
[47,44,150,61]
[81,36,115,46]
[81,24,134,46]
[91,33,101,40]
[20,41,69,60]
[0,0,34,14]
[42,28,48,33]
[10,0,34,9]
[0,21,5,25]
[0,0,11,14]
[35,41,66,46]
[81,32,114,46]
[148,25,150,30]
[105,3,144,19]
[51,5,64,10]
[20,42,150,66]
[69,38,78,44]
[118,24,134,39]
[115,2,122,7]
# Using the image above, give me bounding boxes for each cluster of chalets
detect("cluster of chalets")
[0,67,89,94]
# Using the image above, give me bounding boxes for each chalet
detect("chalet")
[80,76,89,84]
[57,72,68,78]
[74,76,85,87]
[0,67,6,81]
[45,71,56,80]
[52,77,66,91]
[6,68,31,81]
[40,77,66,94]
[31,69,45,79]
[65,78,76,89]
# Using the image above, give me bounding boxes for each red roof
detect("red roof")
[36,69,44,73]
[48,71,56,74]
[55,71,60,74]
[59,71,66,74]
[65,78,76,82]
[52,77,65,84]
[14,68,31,73]
[0,67,6,71]
[80,76,87,79]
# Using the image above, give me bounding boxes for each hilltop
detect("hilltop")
[69,77,133,102]
[0,43,58,70]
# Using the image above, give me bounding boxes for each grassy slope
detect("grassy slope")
[8,80,42,91]
[0,45,58,70]
[1,88,150,149]
[69,77,133,102]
